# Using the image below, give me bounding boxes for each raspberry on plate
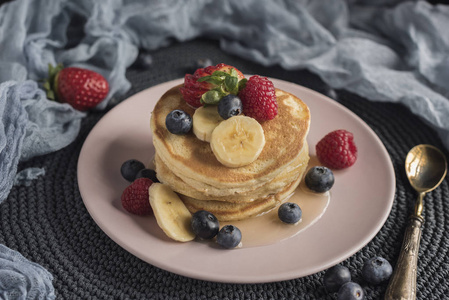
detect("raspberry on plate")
[316,129,357,169]
[239,75,278,121]
[121,178,153,215]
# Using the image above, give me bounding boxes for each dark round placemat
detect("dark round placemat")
[1,39,448,299]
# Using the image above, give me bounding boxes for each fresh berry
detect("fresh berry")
[216,225,242,249]
[323,265,352,293]
[361,257,392,285]
[133,52,153,69]
[305,166,334,193]
[217,94,243,119]
[278,202,302,224]
[136,168,159,183]
[337,282,364,300]
[121,159,145,182]
[191,210,220,239]
[238,75,277,121]
[45,64,109,111]
[186,58,213,73]
[180,63,245,107]
[165,110,192,134]
[316,129,357,169]
[121,178,153,215]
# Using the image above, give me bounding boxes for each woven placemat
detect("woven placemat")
[1,39,448,300]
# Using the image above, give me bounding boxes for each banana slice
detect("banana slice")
[149,183,195,242]
[192,105,223,142]
[210,115,265,168]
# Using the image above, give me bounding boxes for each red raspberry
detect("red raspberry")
[121,178,153,215]
[316,130,357,169]
[239,75,277,121]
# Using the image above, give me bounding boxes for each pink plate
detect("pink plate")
[78,78,395,283]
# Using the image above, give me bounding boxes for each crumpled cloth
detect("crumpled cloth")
[0,245,55,299]
[0,0,448,298]
[1,0,448,196]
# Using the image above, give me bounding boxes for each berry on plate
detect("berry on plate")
[316,129,357,169]
[337,282,365,300]
[278,202,302,224]
[304,166,334,193]
[217,94,242,120]
[238,75,277,121]
[121,178,153,215]
[361,256,392,285]
[180,63,245,108]
[165,109,193,134]
[323,265,352,293]
[191,210,220,239]
[216,225,242,249]
[44,63,109,111]
[121,159,145,182]
[136,168,160,183]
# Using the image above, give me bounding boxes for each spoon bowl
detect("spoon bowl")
[405,144,447,195]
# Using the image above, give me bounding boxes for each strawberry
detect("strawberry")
[238,75,278,121]
[180,63,245,108]
[316,129,358,169]
[121,178,153,215]
[44,64,109,111]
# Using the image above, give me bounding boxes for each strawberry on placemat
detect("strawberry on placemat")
[44,64,109,111]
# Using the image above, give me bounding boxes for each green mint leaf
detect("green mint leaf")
[230,68,238,78]
[238,78,248,91]
[201,90,223,105]
[197,75,224,86]
[224,76,239,95]
[211,70,231,77]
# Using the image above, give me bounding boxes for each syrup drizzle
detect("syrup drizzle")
[222,157,331,248]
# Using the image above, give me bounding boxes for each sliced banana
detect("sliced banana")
[192,105,223,142]
[210,115,265,168]
[149,183,195,242]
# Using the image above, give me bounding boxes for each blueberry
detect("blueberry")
[186,58,213,73]
[121,159,145,182]
[361,256,393,285]
[191,210,220,239]
[135,168,159,183]
[323,265,351,293]
[133,52,153,69]
[165,110,192,134]
[305,166,334,193]
[278,202,302,224]
[216,225,242,249]
[217,94,243,120]
[337,282,364,300]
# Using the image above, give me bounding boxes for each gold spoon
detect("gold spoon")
[385,144,447,300]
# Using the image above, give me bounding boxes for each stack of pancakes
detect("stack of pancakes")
[150,85,310,221]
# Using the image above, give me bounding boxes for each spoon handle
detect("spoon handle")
[384,215,424,300]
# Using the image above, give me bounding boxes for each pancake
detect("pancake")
[179,166,306,221]
[150,85,310,190]
[154,142,309,202]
